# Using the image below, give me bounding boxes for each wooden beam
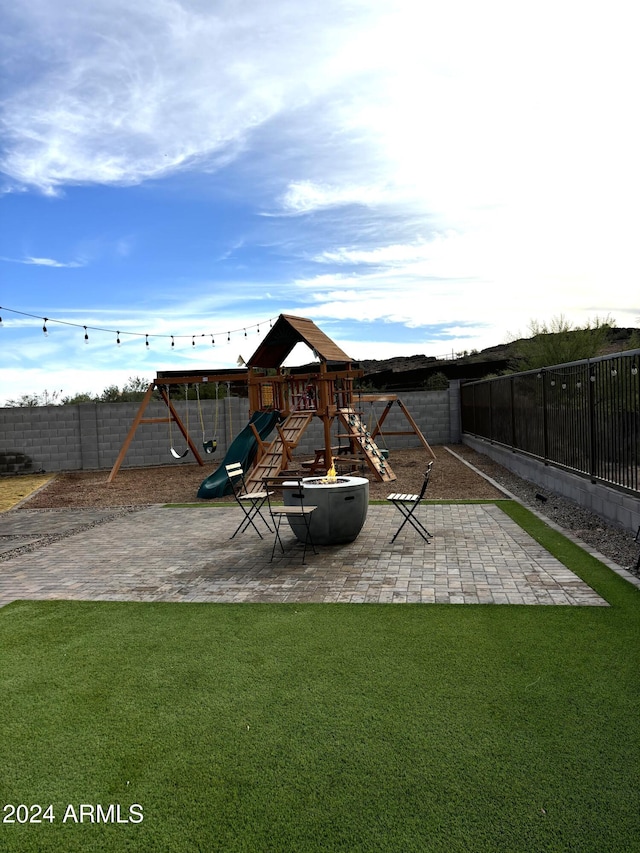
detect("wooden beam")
[249,422,268,462]
[107,383,156,483]
[397,399,436,459]
[354,393,398,403]
[157,387,205,466]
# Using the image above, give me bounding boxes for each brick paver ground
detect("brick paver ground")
[0,503,607,607]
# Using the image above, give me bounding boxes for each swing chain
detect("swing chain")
[168,384,190,459]
[195,382,218,454]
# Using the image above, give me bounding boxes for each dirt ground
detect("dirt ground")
[13,445,505,509]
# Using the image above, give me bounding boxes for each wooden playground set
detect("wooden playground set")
[108,314,434,493]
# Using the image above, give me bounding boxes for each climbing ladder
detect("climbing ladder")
[244,412,313,492]
[337,408,396,482]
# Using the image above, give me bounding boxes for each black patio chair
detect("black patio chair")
[387,461,434,543]
[225,462,273,540]
[263,476,318,563]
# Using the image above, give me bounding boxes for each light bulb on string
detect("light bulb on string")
[192,336,196,347]
[0,305,277,352]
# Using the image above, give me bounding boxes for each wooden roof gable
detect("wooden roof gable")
[247,314,353,369]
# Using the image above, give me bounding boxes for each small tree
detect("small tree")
[5,389,63,407]
[98,377,151,403]
[424,371,449,391]
[511,315,614,371]
[62,392,98,404]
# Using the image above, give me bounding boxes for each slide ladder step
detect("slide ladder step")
[337,408,396,482]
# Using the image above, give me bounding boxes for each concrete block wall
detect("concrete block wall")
[463,434,640,535]
[0,388,454,474]
[0,405,83,472]
[281,389,451,457]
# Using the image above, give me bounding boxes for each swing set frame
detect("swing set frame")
[106,369,246,483]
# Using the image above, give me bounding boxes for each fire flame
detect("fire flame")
[325,458,337,482]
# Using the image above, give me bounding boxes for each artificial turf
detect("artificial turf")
[1,507,639,852]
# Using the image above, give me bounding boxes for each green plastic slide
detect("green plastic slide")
[196,410,282,499]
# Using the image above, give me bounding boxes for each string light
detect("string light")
[0,305,277,347]
[145,334,149,348]
[84,326,89,343]
[116,331,121,345]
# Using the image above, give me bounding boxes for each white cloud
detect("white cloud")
[26,256,81,268]
[0,0,392,194]
[280,181,390,215]
[315,243,433,266]
[0,255,85,268]
[1,0,638,406]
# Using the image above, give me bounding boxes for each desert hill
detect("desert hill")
[356,327,639,391]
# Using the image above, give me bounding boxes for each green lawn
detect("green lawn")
[1,506,639,852]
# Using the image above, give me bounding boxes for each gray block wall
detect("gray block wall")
[463,434,640,535]
[0,388,453,474]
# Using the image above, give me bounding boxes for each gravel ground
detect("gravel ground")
[452,444,640,577]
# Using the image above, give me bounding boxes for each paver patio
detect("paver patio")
[0,503,608,607]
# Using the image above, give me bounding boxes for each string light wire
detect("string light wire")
[0,305,277,345]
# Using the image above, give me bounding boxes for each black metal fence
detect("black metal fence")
[460,349,640,495]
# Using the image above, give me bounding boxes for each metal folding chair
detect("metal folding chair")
[263,476,318,563]
[387,462,434,543]
[225,463,273,540]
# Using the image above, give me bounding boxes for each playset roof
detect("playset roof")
[247,314,353,368]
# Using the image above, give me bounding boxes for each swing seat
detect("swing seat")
[203,439,217,454]
[170,447,190,459]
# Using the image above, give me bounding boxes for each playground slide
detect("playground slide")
[196,410,282,499]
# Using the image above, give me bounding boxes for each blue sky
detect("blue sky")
[1,0,638,404]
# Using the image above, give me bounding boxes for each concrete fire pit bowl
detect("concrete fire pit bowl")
[283,476,369,545]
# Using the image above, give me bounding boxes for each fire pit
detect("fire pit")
[283,475,369,545]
